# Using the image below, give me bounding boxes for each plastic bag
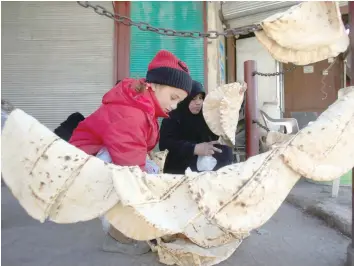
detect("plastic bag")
[97,147,159,174]
[197,155,217,172]
[96,147,112,163]
[145,159,160,174]
[1,110,8,131]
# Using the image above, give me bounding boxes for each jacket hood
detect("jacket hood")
[102,78,167,118]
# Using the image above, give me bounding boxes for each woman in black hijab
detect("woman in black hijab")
[159,80,233,174]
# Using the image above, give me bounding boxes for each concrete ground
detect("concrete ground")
[287,178,352,237]
[1,186,350,266]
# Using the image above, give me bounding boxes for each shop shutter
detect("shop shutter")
[222,1,348,29]
[1,1,114,130]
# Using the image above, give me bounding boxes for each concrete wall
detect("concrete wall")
[236,37,281,130]
[206,2,226,92]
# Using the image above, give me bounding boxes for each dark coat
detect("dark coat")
[159,81,233,174]
[54,112,85,142]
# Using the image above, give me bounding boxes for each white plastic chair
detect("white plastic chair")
[259,110,300,134]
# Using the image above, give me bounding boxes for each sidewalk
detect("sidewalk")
[286,178,352,237]
[1,186,349,266]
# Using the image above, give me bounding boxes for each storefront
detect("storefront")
[222,1,348,120]
[2,1,208,130]
[1,1,114,130]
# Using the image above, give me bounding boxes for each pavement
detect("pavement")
[1,185,350,266]
[286,178,352,237]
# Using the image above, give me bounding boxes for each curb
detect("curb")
[286,194,352,238]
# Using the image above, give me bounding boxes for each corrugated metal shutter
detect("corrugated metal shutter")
[129,2,204,86]
[223,1,349,29]
[1,1,114,130]
[222,1,299,28]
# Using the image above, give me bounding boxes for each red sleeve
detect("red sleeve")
[103,116,147,170]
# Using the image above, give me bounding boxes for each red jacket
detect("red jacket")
[69,78,168,170]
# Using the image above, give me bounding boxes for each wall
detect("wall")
[129,2,205,86]
[207,2,226,92]
[236,37,281,128]
[283,58,343,126]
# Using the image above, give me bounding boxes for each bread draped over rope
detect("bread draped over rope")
[202,82,247,146]
[255,1,349,65]
[2,86,354,266]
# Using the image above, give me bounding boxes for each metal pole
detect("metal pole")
[347,3,354,265]
[244,60,259,158]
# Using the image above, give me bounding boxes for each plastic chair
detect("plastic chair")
[259,110,300,134]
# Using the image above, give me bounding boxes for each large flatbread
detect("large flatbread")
[203,82,247,144]
[2,86,354,266]
[255,1,349,65]
[1,109,119,223]
[281,86,354,181]
[219,82,246,145]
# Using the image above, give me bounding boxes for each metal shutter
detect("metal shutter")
[1,1,114,130]
[223,1,348,29]
[129,1,205,86]
[222,1,299,28]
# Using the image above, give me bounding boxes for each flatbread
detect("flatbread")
[219,82,246,145]
[105,203,170,241]
[255,30,349,65]
[281,86,354,181]
[2,86,354,266]
[1,109,119,223]
[255,1,349,65]
[152,237,242,266]
[202,86,225,136]
[261,1,344,50]
[189,150,300,234]
[203,82,247,141]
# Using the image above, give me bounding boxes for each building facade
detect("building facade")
[2,1,224,130]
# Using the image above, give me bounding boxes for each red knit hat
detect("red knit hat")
[146,50,193,93]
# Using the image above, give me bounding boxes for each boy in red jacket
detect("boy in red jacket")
[69,50,192,255]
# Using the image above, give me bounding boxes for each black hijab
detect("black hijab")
[160,81,233,174]
[171,80,219,143]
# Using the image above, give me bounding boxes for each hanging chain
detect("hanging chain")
[77,1,298,77]
[252,65,297,77]
[77,1,262,39]
[252,120,270,132]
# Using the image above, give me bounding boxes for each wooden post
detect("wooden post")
[113,1,131,83]
[226,36,236,83]
[244,60,259,158]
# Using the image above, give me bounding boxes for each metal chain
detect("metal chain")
[77,1,297,77]
[252,120,270,132]
[77,1,262,39]
[253,65,297,77]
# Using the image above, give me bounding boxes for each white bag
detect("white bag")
[1,110,8,131]
[145,159,160,174]
[197,156,217,172]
